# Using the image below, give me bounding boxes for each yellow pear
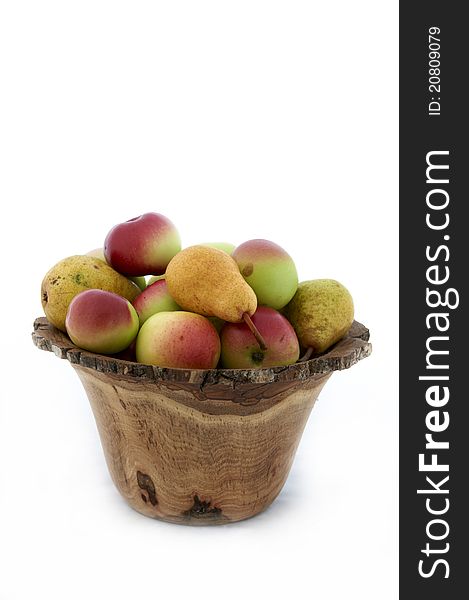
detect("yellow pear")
[166,245,257,322]
[41,255,140,331]
[283,279,354,354]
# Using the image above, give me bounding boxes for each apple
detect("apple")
[232,239,298,309]
[220,306,299,368]
[65,289,139,354]
[104,213,181,276]
[147,274,165,286]
[129,276,147,292]
[136,311,220,369]
[132,279,180,326]
[201,242,236,255]
[86,247,147,290]
[114,339,137,362]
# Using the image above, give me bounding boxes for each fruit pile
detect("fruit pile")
[40,213,354,370]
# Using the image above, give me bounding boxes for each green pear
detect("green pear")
[283,279,354,354]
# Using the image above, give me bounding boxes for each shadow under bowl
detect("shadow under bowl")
[32,317,371,525]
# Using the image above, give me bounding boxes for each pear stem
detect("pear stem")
[242,313,267,351]
[298,346,314,362]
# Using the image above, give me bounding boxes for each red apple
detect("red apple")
[136,311,220,369]
[220,306,300,369]
[232,239,298,309]
[104,213,181,276]
[86,247,147,290]
[65,289,139,354]
[132,279,180,326]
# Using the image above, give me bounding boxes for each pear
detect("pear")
[166,245,266,349]
[283,279,354,355]
[41,255,140,332]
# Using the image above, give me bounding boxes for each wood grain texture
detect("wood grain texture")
[32,317,372,524]
[76,365,330,524]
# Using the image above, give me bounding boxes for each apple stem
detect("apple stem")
[298,346,314,362]
[242,313,267,351]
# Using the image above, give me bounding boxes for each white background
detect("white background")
[0,2,398,599]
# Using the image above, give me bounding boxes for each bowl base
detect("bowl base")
[75,365,331,524]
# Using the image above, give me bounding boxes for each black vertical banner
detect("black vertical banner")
[400,2,467,597]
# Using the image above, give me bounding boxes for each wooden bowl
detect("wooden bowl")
[32,317,371,525]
